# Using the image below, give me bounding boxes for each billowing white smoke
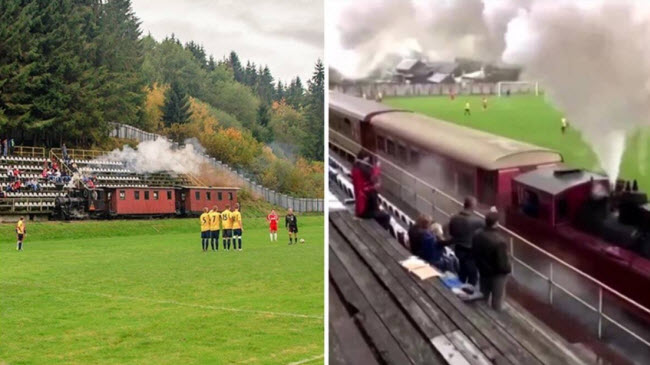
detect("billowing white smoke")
[333,0,650,183]
[503,0,650,184]
[99,138,209,175]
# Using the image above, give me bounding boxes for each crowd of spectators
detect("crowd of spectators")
[406,196,512,311]
[350,150,511,311]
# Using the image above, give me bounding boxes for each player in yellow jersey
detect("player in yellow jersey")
[200,207,210,252]
[232,203,243,251]
[208,205,220,251]
[16,216,26,251]
[220,204,233,250]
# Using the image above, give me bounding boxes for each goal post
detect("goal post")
[496,81,539,96]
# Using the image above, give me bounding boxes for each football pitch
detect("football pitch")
[384,94,650,192]
[0,216,324,364]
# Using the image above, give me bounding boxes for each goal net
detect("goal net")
[496,81,540,96]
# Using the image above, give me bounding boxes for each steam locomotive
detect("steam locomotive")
[54,186,238,219]
[329,91,650,310]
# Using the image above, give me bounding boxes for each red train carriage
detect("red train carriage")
[106,187,176,216]
[176,187,239,215]
[329,91,563,211]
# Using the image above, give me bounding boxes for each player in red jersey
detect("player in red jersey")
[267,209,279,242]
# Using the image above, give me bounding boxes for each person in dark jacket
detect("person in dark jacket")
[448,196,484,286]
[472,211,512,311]
[408,215,446,269]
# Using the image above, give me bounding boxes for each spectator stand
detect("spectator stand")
[0,148,60,220]
[329,206,591,365]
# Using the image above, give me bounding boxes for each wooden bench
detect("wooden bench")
[329,210,587,365]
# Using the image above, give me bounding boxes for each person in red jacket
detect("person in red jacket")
[351,151,390,229]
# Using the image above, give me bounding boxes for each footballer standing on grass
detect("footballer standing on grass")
[221,204,233,250]
[200,208,210,252]
[209,205,220,251]
[232,204,243,251]
[267,209,279,242]
[16,216,26,251]
[286,208,299,245]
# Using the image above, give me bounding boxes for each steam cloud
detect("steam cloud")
[333,0,650,183]
[99,138,209,175]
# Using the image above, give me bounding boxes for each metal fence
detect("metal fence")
[109,123,323,212]
[330,81,538,99]
[329,133,650,362]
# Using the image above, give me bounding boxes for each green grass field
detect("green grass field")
[384,94,650,192]
[0,215,324,365]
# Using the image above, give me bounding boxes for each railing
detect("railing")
[329,130,650,358]
[51,148,105,161]
[12,146,46,158]
[109,123,324,212]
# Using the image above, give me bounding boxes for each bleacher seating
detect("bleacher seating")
[0,147,203,216]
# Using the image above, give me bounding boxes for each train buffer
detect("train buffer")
[329,210,593,365]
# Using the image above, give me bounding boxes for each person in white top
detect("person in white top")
[561,117,568,134]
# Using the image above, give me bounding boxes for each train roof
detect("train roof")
[181,186,240,190]
[513,167,608,195]
[371,111,563,170]
[329,91,407,122]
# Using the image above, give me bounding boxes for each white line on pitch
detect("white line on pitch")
[287,354,324,365]
[8,282,323,320]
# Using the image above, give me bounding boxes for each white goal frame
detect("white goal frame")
[497,81,539,96]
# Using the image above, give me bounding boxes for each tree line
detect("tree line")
[0,0,323,196]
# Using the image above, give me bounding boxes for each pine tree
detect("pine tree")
[301,59,324,160]
[96,0,146,129]
[207,55,216,71]
[228,51,244,83]
[186,41,207,68]
[258,65,274,105]
[286,77,304,109]
[275,81,285,102]
[255,104,273,143]
[161,81,192,127]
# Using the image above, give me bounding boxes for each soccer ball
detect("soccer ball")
[299,238,305,243]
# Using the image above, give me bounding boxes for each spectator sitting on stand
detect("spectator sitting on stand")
[7,166,14,181]
[408,215,453,271]
[12,180,21,192]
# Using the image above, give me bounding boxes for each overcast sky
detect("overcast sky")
[131,0,323,82]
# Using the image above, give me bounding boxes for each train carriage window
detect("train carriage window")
[195,191,200,200]
[119,190,125,200]
[522,189,540,218]
[228,192,233,200]
[410,149,420,165]
[167,191,172,200]
[376,136,386,152]
[398,145,408,162]
[153,191,159,200]
[344,118,352,134]
[386,139,396,156]
[144,191,150,200]
[206,192,211,200]
[458,170,474,197]
[134,191,140,200]
[218,192,223,200]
